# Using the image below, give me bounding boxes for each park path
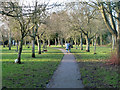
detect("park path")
[46,48,84,88]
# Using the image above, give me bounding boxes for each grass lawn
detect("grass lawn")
[1,46,64,88]
[71,45,120,88]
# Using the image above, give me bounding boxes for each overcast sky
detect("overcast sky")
[19,0,94,6]
[19,0,76,6]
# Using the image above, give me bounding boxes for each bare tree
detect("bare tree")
[68,3,98,52]
[28,1,48,57]
[84,1,120,64]
[0,2,34,63]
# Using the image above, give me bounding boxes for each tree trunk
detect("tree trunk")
[99,3,117,37]
[112,35,115,50]
[2,41,5,47]
[58,37,60,45]
[117,5,120,39]
[25,40,27,47]
[43,40,45,51]
[48,39,50,46]
[17,39,23,64]
[80,33,83,50]
[55,38,57,46]
[117,39,120,65]
[9,30,11,50]
[92,38,94,46]
[71,39,73,48]
[61,38,63,47]
[75,37,77,49]
[117,8,120,65]
[19,41,20,46]
[16,40,18,52]
[32,38,35,58]
[99,2,120,65]
[37,36,41,54]
[100,34,103,46]
[94,35,97,54]
[2,35,5,47]
[86,35,90,52]
[108,3,117,50]
[65,40,66,44]
[13,40,15,46]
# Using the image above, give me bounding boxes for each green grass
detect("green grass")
[1,46,64,88]
[1,45,120,88]
[50,45,65,48]
[71,45,120,88]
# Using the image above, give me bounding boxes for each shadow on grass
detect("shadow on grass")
[77,61,119,88]
[2,54,63,60]
[74,53,110,60]
[2,60,61,88]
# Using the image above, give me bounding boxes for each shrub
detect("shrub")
[106,52,119,65]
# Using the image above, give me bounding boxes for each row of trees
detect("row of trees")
[0,0,120,64]
[86,1,120,64]
[0,1,52,63]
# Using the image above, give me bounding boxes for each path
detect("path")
[47,48,84,88]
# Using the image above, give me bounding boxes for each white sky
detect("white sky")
[0,0,119,2]
[19,0,76,6]
[19,0,75,14]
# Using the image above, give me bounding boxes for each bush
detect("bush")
[106,52,119,65]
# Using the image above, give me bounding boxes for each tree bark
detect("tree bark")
[48,39,50,46]
[9,30,11,50]
[86,35,90,52]
[13,40,15,46]
[17,39,23,64]
[99,2,120,65]
[58,37,60,45]
[61,38,63,47]
[117,5,120,64]
[108,3,117,49]
[100,34,103,46]
[112,35,115,50]
[2,35,5,47]
[75,36,77,49]
[25,40,27,47]
[19,41,20,46]
[92,38,94,46]
[43,40,45,51]
[71,39,74,48]
[65,40,66,44]
[37,36,41,54]
[3,42,5,47]
[16,40,18,52]
[80,33,83,50]
[117,8,120,40]
[99,3,117,37]
[55,38,57,46]
[94,35,97,54]
[117,39,120,65]
[32,38,35,58]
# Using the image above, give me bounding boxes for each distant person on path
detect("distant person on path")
[65,41,71,53]
[65,42,69,53]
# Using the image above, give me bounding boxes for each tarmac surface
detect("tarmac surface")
[47,48,84,88]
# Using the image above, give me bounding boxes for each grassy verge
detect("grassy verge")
[2,46,64,88]
[71,45,120,88]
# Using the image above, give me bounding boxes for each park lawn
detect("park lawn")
[1,46,64,88]
[50,45,65,48]
[71,45,120,88]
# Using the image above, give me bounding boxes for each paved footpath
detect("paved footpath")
[47,48,84,88]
